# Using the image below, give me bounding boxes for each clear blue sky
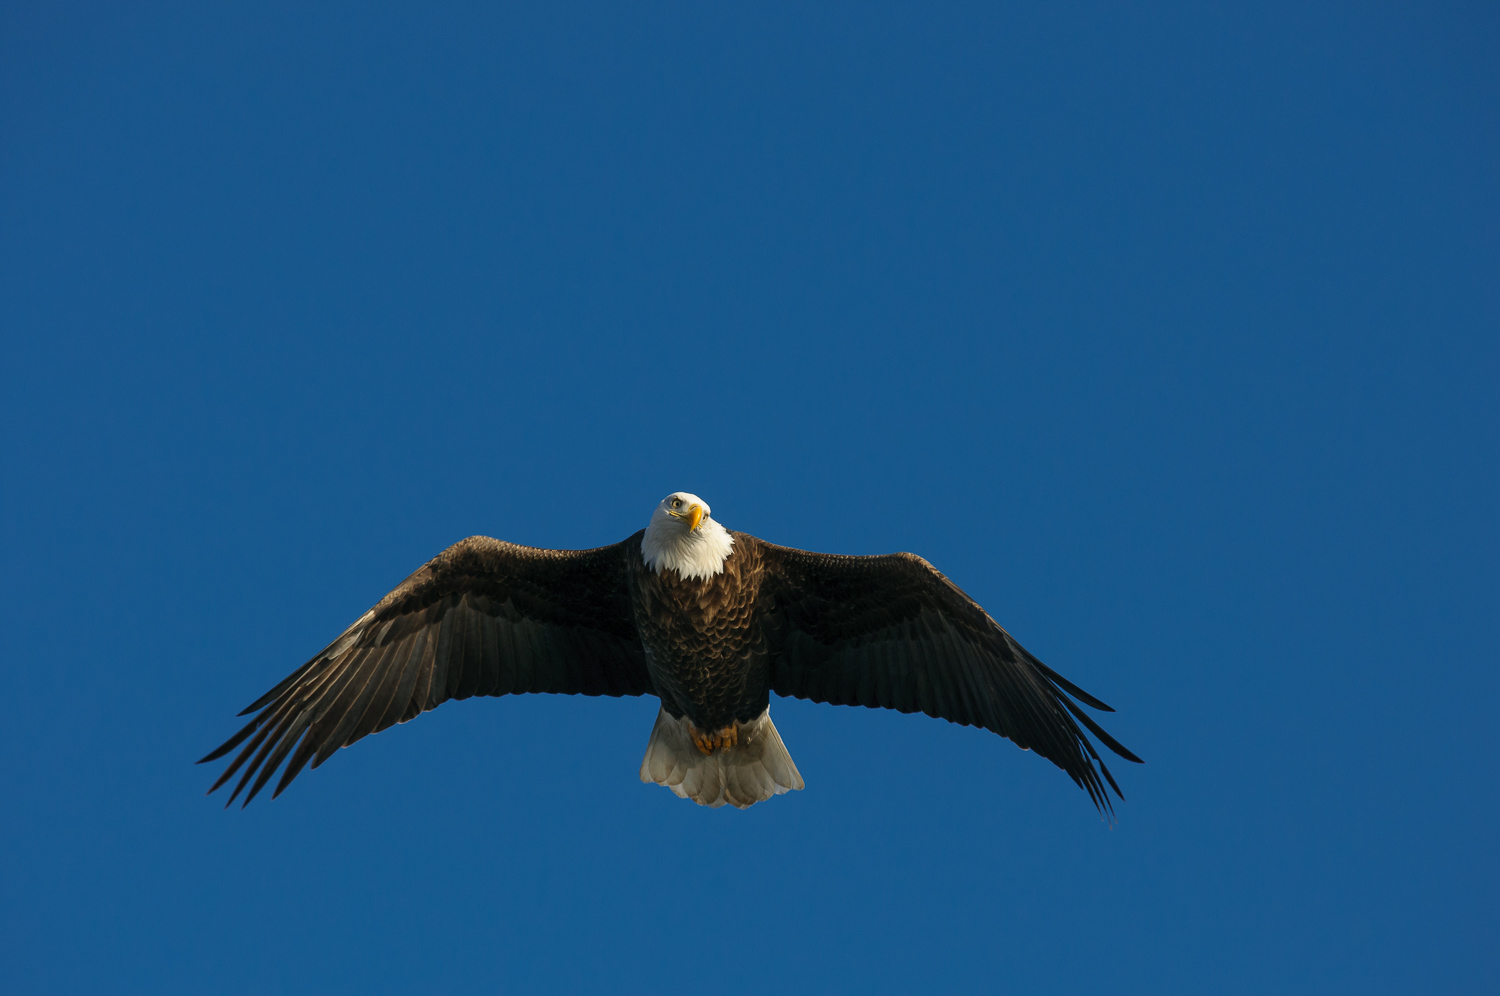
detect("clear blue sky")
[2,3,1495,993]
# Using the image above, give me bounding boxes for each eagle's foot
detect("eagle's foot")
[688,722,739,755]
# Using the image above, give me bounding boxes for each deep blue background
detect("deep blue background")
[2,3,1495,993]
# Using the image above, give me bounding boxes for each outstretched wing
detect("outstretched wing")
[754,539,1141,814]
[200,533,650,806]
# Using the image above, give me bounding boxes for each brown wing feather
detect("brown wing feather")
[753,538,1141,815]
[200,533,650,806]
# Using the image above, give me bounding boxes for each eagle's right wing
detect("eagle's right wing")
[200,533,651,806]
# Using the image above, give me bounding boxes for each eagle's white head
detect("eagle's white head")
[642,491,735,580]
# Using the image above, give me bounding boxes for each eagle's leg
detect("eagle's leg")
[687,722,739,755]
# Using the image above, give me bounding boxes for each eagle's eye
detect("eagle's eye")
[672,498,682,508]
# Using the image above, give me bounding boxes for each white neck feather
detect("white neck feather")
[642,516,735,580]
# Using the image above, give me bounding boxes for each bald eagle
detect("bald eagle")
[202,493,1141,812]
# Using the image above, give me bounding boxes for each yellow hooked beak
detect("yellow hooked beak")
[667,502,707,530]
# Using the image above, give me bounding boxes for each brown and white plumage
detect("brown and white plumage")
[201,492,1141,813]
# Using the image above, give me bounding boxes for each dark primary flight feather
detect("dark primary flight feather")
[198,536,650,806]
[753,541,1142,814]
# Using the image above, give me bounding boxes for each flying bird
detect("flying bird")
[202,492,1141,812]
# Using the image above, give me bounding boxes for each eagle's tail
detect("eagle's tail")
[639,706,804,809]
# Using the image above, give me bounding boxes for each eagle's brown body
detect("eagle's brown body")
[202,497,1140,812]
[627,532,772,735]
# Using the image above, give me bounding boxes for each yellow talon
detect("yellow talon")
[688,722,739,755]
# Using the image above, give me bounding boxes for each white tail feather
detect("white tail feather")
[639,706,804,809]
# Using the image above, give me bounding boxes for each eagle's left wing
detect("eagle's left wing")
[752,538,1141,814]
